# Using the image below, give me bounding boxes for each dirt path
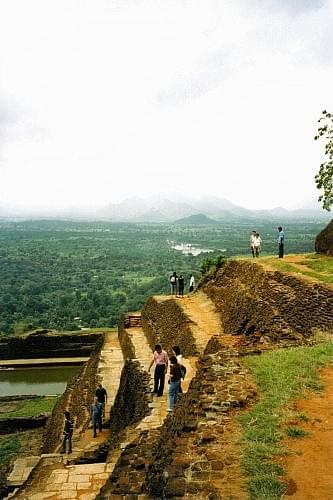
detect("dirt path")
[283,368,333,500]
[180,290,239,349]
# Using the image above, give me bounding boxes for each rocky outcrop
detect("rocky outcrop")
[203,260,333,345]
[315,219,333,255]
[141,297,198,356]
[0,332,102,360]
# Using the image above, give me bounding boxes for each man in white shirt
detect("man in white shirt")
[253,233,262,257]
[189,274,195,292]
[250,230,256,258]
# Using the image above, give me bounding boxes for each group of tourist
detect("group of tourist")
[250,226,285,259]
[148,343,185,412]
[169,272,195,296]
[61,345,184,453]
[61,382,108,453]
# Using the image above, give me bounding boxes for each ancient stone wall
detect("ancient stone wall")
[141,297,198,356]
[42,336,103,453]
[0,332,102,360]
[118,316,136,360]
[109,359,151,435]
[315,219,333,255]
[203,260,333,344]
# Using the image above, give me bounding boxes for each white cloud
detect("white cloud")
[1,0,333,209]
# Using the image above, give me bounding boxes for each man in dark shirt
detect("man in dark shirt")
[277,226,285,258]
[61,411,73,453]
[178,275,184,297]
[96,383,107,417]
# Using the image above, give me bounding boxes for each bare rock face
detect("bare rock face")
[315,219,333,256]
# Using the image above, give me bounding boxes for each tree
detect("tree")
[315,110,333,211]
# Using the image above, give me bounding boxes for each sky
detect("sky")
[1,0,333,211]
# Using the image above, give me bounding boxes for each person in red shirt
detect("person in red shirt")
[148,344,169,397]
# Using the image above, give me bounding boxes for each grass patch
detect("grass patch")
[286,426,308,438]
[296,412,309,422]
[259,253,333,285]
[239,342,333,500]
[0,396,58,419]
[0,435,21,465]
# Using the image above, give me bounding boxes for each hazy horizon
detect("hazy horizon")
[1,1,333,210]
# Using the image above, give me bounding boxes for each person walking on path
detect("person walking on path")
[177,275,185,297]
[172,345,186,393]
[91,397,103,437]
[95,382,107,418]
[189,274,195,292]
[61,411,73,454]
[167,356,182,412]
[170,272,178,295]
[148,344,169,397]
[250,230,256,258]
[277,226,285,258]
[253,232,262,257]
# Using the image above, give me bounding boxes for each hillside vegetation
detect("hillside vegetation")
[0,219,328,335]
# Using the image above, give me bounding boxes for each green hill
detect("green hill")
[174,213,218,225]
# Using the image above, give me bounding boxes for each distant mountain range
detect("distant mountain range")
[96,196,331,222]
[0,196,331,222]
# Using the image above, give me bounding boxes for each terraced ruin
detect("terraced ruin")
[3,258,333,499]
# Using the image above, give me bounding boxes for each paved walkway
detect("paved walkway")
[125,326,196,431]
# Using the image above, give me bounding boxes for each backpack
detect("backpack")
[180,364,186,379]
[170,276,176,283]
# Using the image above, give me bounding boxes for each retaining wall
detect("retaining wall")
[141,297,198,356]
[42,336,103,453]
[203,260,333,343]
[0,332,102,360]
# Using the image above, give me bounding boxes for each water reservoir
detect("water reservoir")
[0,365,81,396]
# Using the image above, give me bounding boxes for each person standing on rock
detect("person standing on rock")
[170,272,178,295]
[167,356,182,412]
[250,230,256,258]
[177,275,185,297]
[189,274,195,292]
[253,232,262,257]
[277,226,285,258]
[61,411,73,454]
[91,397,103,438]
[148,344,169,397]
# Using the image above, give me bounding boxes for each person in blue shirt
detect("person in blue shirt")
[91,397,103,437]
[277,227,285,258]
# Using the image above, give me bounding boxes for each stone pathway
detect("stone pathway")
[126,326,196,431]
[179,290,224,352]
